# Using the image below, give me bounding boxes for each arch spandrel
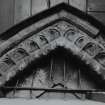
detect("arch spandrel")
[0,3,105,86]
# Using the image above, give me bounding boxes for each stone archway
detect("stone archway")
[0,3,105,100]
[3,46,105,99]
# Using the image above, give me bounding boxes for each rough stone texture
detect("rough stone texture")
[0,1,105,102]
[0,19,104,86]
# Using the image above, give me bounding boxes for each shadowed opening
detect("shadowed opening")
[1,46,105,98]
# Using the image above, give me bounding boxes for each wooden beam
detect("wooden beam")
[69,0,86,11]
[0,0,14,34]
[51,0,68,7]
[32,0,47,15]
[14,0,31,24]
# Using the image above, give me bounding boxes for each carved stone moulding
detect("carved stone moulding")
[8,48,29,63]
[95,34,105,48]
[83,42,104,57]
[0,36,104,85]
[74,36,90,49]
[0,8,100,58]
[0,3,105,86]
[95,52,105,67]
[0,20,104,85]
[21,39,40,53]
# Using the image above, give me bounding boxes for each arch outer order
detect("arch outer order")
[0,3,105,86]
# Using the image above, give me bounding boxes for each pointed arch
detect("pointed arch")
[0,3,105,86]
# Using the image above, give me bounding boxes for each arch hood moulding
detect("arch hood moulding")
[0,3,105,87]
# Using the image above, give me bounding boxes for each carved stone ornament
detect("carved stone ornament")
[0,4,105,86]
